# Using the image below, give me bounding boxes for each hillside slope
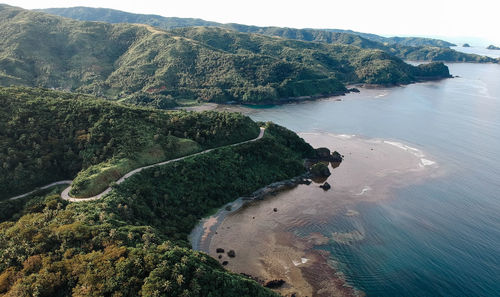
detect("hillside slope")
[40,6,454,48]
[0,86,316,296]
[0,86,259,199]
[0,5,450,106]
[38,6,496,63]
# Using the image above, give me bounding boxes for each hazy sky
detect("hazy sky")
[5,0,500,45]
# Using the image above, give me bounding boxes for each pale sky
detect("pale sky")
[4,0,500,45]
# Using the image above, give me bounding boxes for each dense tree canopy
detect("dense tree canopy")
[0,89,314,295]
[0,87,259,199]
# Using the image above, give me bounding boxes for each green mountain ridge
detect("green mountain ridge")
[1,4,450,107]
[39,6,454,48]
[37,6,496,64]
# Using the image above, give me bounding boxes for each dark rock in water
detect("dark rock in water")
[310,163,331,178]
[273,208,278,212]
[264,279,286,288]
[218,255,222,259]
[462,43,470,47]
[216,248,225,253]
[320,182,331,191]
[222,261,228,266]
[487,45,500,50]
[315,147,331,159]
[227,250,236,258]
[348,87,360,93]
[331,151,343,162]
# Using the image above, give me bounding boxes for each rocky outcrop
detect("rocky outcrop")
[310,163,331,178]
[320,182,331,191]
[264,279,286,289]
[487,45,500,50]
[463,43,470,47]
[348,87,360,93]
[313,147,344,162]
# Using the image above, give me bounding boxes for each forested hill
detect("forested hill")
[1,5,450,107]
[0,86,316,296]
[320,28,455,47]
[0,86,259,199]
[40,6,454,48]
[38,6,495,63]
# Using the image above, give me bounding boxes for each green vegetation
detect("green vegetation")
[392,46,496,62]
[1,4,451,107]
[70,138,200,197]
[0,87,259,199]
[38,6,497,64]
[0,89,313,295]
[39,7,456,48]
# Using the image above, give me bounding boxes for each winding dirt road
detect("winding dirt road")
[8,128,265,203]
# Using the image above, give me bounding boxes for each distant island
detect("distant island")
[463,43,471,47]
[487,45,500,50]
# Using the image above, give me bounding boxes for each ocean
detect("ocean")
[246,62,500,296]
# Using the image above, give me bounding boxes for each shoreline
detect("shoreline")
[189,132,441,296]
[189,173,311,252]
[177,76,452,112]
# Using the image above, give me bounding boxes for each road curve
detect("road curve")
[27,127,264,203]
[8,128,265,202]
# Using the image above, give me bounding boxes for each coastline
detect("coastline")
[189,132,441,296]
[177,75,452,112]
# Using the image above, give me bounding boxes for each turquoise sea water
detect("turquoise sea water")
[247,63,500,296]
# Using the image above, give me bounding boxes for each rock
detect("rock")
[348,87,360,93]
[331,151,343,162]
[218,255,222,259]
[225,205,232,211]
[310,163,331,178]
[462,43,470,47]
[264,279,286,288]
[227,250,236,258]
[273,208,278,212]
[315,147,331,159]
[320,182,331,191]
[487,45,500,50]
[222,261,228,266]
[216,248,225,253]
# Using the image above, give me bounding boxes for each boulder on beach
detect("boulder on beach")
[315,147,331,159]
[227,250,236,258]
[320,182,331,191]
[264,279,286,288]
[331,151,343,162]
[222,261,228,266]
[348,87,360,93]
[310,162,331,177]
[216,248,225,253]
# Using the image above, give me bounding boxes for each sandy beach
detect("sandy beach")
[190,133,441,296]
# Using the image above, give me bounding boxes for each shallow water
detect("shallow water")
[244,63,500,296]
[451,46,500,59]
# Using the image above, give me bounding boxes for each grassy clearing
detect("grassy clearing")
[70,137,200,197]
